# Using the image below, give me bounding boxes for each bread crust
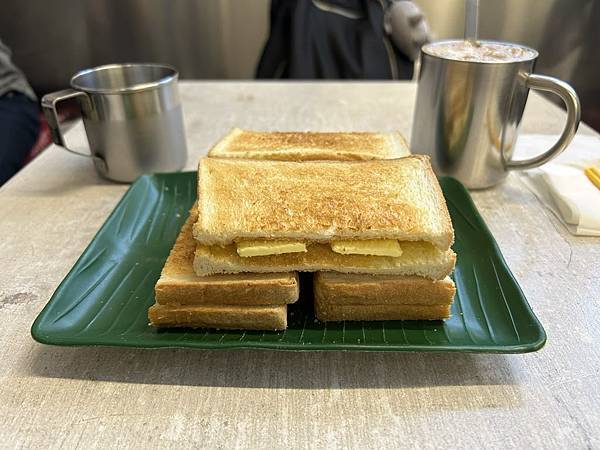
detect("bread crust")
[314,273,455,305]
[208,128,410,161]
[314,301,451,321]
[155,208,299,306]
[148,303,287,330]
[194,156,454,250]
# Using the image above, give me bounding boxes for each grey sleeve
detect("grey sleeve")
[385,1,432,62]
[0,39,37,100]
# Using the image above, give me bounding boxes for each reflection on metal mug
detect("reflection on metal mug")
[411,40,581,189]
[42,63,188,183]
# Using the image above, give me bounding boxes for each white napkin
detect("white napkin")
[517,134,600,236]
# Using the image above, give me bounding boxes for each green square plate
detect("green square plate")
[31,172,546,352]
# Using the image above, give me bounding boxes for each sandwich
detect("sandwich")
[313,273,455,321]
[192,156,455,279]
[208,128,410,161]
[149,207,298,330]
[200,128,456,322]
[152,128,455,328]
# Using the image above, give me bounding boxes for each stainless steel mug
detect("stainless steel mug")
[42,63,187,182]
[411,40,580,189]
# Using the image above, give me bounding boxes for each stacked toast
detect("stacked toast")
[149,129,456,330]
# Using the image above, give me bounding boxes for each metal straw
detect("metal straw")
[464,0,479,43]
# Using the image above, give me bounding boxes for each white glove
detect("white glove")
[385,1,432,61]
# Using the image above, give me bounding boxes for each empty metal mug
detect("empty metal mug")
[411,40,581,189]
[42,63,187,182]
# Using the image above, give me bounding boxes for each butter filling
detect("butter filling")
[236,239,404,257]
[330,239,403,257]
[237,240,307,257]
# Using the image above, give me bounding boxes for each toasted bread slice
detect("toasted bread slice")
[155,208,299,306]
[208,128,410,161]
[148,303,287,330]
[193,156,453,250]
[314,273,455,306]
[314,301,451,321]
[194,240,455,279]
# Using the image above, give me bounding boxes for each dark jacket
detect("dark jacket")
[256,0,413,80]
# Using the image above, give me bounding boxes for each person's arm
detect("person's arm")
[0,39,36,100]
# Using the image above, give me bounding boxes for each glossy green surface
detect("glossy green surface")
[31,172,546,352]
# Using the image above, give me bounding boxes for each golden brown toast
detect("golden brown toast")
[314,301,451,321]
[314,273,456,306]
[208,128,410,161]
[193,156,454,250]
[148,303,287,330]
[155,209,299,306]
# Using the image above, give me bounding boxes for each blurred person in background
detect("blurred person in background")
[257,0,430,79]
[0,39,39,186]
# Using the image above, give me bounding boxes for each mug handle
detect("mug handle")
[41,89,108,172]
[504,74,580,170]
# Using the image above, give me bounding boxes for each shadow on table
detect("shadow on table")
[29,344,522,391]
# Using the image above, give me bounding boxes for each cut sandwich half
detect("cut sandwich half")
[150,207,298,330]
[208,128,410,161]
[192,156,455,279]
[314,273,455,321]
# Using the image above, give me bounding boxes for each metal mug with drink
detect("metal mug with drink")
[411,39,580,189]
[42,63,188,183]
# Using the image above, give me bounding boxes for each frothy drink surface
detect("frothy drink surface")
[424,40,537,63]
